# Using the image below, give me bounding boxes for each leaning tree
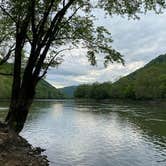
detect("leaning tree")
[0,0,165,133]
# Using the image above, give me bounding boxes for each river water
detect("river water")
[0,100,166,166]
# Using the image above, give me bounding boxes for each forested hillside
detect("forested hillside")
[59,86,77,98]
[74,54,166,99]
[0,64,64,99]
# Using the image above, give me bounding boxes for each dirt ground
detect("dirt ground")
[0,122,49,166]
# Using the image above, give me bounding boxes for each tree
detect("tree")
[0,0,165,133]
[74,82,112,99]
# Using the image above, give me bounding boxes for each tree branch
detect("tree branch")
[0,5,17,23]
[63,5,83,25]
[31,0,37,37]
[63,0,66,7]
[25,34,32,45]
[25,0,55,71]
[0,35,8,45]
[0,44,15,65]
[40,0,75,48]
[36,0,55,44]
[33,0,75,80]
[52,4,88,42]
[38,47,73,80]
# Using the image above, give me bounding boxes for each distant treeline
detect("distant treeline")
[74,82,111,99]
[74,60,166,99]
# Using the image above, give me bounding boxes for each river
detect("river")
[0,100,166,166]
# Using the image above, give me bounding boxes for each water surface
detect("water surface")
[0,100,166,166]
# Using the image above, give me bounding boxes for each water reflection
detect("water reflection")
[0,100,166,166]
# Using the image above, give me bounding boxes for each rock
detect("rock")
[33,147,46,154]
[0,122,49,166]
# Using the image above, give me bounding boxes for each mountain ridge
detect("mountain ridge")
[74,54,166,99]
[59,86,77,98]
[0,63,64,99]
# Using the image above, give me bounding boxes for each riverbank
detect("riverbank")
[0,122,49,166]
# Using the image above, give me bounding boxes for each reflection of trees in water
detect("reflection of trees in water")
[75,99,166,151]
[112,101,166,152]
[3,99,165,143]
[26,100,73,123]
[8,99,165,154]
[26,100,60,122]
[121,111,166,155]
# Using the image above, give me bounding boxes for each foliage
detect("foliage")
[0,0,165,75]
[0,63,63,99]
[0,0,165,97]
[74,82,112,99]
[59,86,77,98]
[74,54,166,100]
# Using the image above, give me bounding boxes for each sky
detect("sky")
[46,11,166,88]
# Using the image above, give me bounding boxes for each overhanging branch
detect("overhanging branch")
[38,47,74,80]
[33,0,75,80]
[0,5,17,23]
[0,44,15,66]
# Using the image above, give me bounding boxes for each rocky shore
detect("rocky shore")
[0,122,49,166]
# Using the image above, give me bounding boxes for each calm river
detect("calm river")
[0,100,166,166]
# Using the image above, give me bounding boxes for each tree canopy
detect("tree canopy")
[0,0,165,77]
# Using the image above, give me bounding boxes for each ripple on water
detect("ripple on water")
[0,100,165,166]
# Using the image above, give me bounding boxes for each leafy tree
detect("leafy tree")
[0,0,165,133]
[135,65,166,99]
[110,55,166,99]
[158,75,166,98]
[74,82,112,99]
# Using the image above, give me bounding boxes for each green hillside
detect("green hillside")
[74,54,166,99]
[0,63,64,99]
[111,54,166,99]
[35,80,64,99]
[59,86,77,98]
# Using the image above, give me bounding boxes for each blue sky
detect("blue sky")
[46,11,166,88]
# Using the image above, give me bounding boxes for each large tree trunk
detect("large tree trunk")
[5,18,36,133]
[5,75,37,133]
[6,99,33,133]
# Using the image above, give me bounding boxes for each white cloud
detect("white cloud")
[46,11,166,88]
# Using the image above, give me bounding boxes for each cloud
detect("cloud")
[46,11,166,88]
